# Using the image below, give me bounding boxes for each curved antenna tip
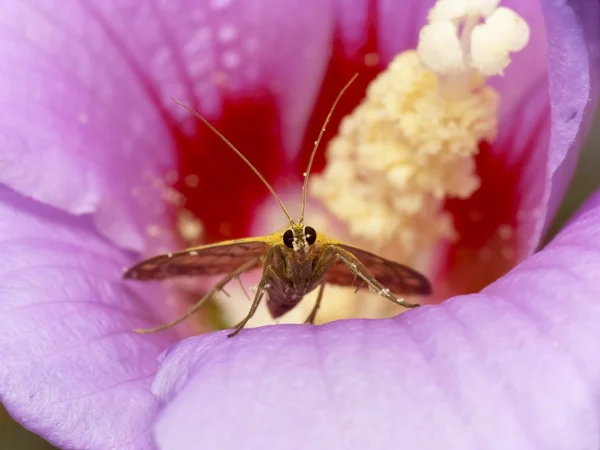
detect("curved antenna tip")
[172,98,294,224]
[299,73,359,222]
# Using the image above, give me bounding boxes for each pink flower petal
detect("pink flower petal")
[0,187,178,449]
[537,0,600,231]
[0,0,334,250]
[0,1,176,252]
[153,188,600,449]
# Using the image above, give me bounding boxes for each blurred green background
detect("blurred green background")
[0,406,56,449]
[1,114,598,450]
[547,111,600,238]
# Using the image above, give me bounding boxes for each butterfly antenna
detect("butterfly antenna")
[172,98,294,224]
[299,73,359,224]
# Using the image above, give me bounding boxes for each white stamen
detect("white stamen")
[419,1,530,77]
[428,0,500,22]
[418,21,464,73]
[470,7,530,76]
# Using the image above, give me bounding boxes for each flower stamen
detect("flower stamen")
[309,0,530,316]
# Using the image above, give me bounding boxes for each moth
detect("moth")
[124,75,432,337]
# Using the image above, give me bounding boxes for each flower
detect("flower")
[0,0,598,449]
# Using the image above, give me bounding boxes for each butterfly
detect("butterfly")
[124,75,432,337]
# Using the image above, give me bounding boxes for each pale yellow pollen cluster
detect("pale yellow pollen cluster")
[310,0,529,289]
[311,51,496,264]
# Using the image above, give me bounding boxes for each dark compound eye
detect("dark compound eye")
[283,229,295,249]
[304,226,317,245]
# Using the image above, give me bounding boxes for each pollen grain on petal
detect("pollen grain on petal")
[184,174,200,188]
[177,209,204,245]
[146,224,162,237]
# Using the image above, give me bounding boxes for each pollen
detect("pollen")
[177,209,204,244]
[146,224,162,237]
[292,235,309,252]
[311,0,529,269]
[292,236,300,251]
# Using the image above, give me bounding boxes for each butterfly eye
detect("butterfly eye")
[283,229,295,249]
[304,226,317,245]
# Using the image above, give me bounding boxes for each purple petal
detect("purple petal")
[0,0,333,251]
[0,1,175,252]
[538,0,600,230]
[0,187,179,449]
[153,189,600,449]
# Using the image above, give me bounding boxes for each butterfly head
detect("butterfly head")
[282,223,317,252]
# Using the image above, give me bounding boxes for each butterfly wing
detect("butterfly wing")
[124,235,277,281]
[326,242,432,295]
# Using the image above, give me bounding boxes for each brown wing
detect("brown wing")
[326,243,432,295]
[123,235,277,281]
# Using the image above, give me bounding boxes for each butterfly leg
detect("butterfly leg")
[134,257,260,334]
[227,265,279,337]
[304,282,326,324]
[332,246,419,309]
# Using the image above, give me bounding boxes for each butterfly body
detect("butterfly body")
[262,248,317,318]
[125,223,431,335]
[259,224,328,318]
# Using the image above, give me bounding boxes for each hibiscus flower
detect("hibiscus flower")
[0,0,598,449]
